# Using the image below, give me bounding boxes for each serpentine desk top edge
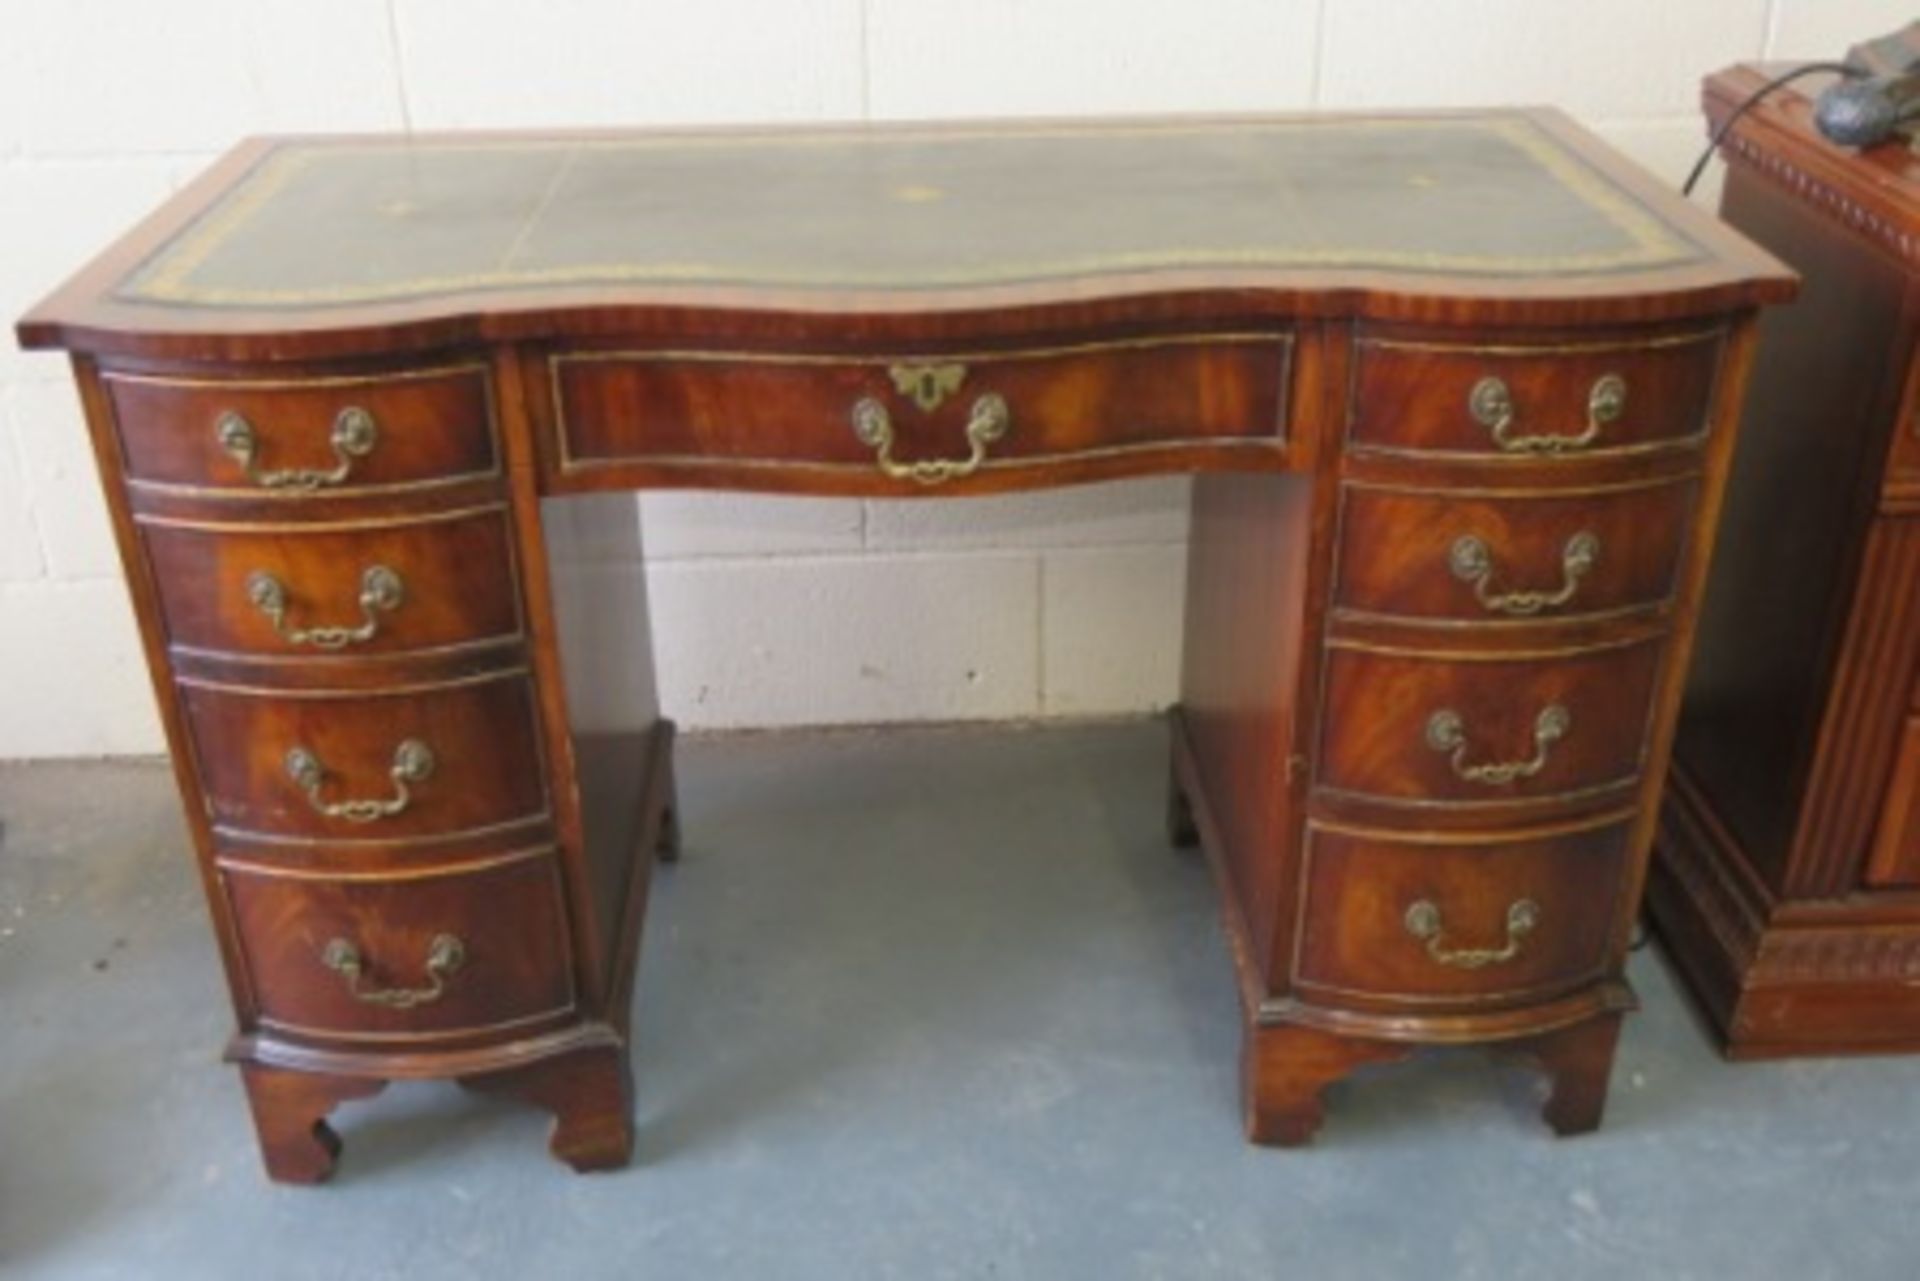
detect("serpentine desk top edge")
[18,107,1795,361]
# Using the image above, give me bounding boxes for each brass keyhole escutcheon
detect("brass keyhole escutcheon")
[887,362,968,413]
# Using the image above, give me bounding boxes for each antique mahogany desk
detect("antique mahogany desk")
[16,113,1792,1182]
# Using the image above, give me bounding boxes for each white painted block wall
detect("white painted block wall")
[0,0,1909,756]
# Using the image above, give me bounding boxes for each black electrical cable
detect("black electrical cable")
[1681,61,1862,196]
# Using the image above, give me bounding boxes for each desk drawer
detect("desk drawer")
[1295,821,1627,1004]
[1317,639,1663,807]
[144,506,522,661]
[225,851,574,1042]
[1348,329,1722,459]
[104,364,498,497]
[551,334,1290,480]
[181,672,548,844]
[1333,478,1696,625]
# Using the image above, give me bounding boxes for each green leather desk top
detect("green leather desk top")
[116,115,1706,309]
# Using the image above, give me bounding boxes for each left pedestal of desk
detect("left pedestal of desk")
[65,350,674,1184]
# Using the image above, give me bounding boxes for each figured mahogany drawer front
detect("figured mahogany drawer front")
[1333,478,1697,624]
[1348,329,1722,459]
[1317,639,1663,806]
[1295,821,1627,1003]
[180,673,547,843]
[144,507,522,661]
[103,364,498,496]
[552,334,1291,476]
[225,852,573,1041]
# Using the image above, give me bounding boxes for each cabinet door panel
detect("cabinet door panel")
[1866,715,1920,888]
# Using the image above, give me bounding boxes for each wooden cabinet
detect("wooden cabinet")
[1649,65,1920,1057]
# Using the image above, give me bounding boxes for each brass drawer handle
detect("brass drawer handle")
[215,405,378,490]
[850,392,1010,486]
[284,738,434,823]
[1425,705,1569,785]
[1404,899,1539,969]
[245,565,404,649]
[322,933,465,1009]
[1448,531,1598,616]
[1468,374,1625,454]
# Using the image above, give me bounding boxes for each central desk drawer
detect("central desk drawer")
[1317,639,1663,807]
[550,334,1291,477]
[181,672,548,844]
[224,851,575,1042]
[145,506,523,660]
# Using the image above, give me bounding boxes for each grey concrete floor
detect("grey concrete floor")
[1,720,1917,1280]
